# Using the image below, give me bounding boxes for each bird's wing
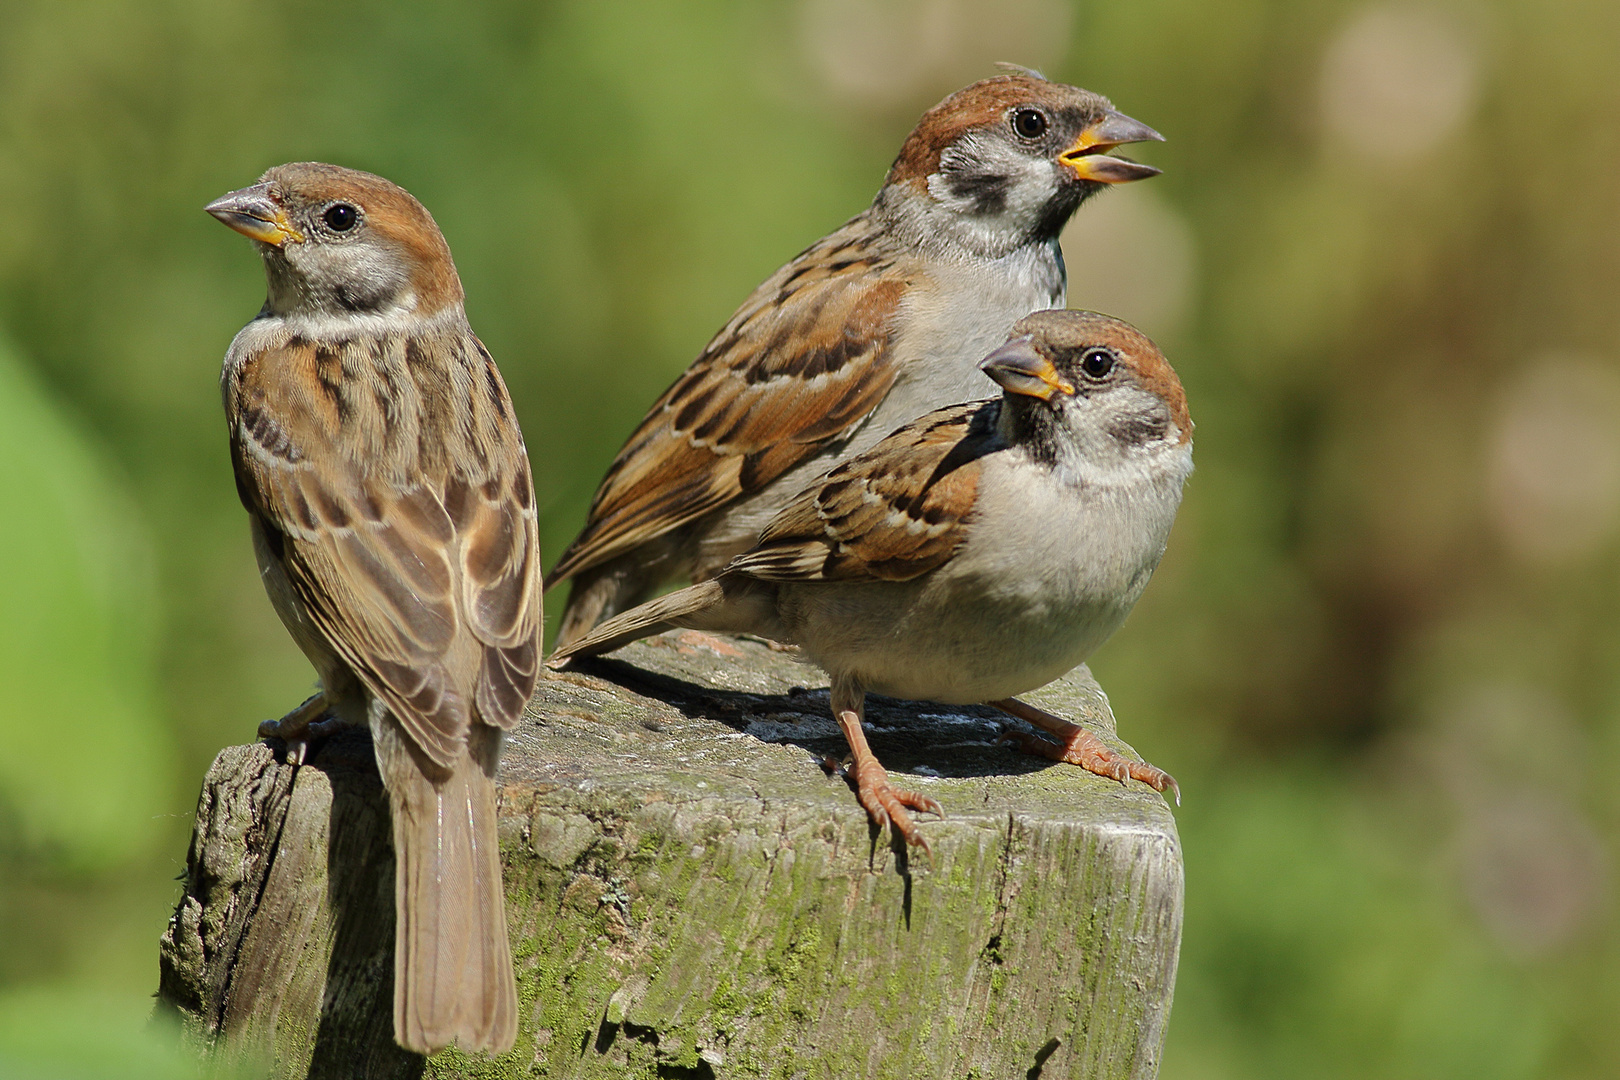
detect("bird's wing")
[547,214,911,582]
[455,337,543,733]
[228,332,541,770]
[728,400,1001,583]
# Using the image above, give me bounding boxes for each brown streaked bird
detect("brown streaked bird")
[549,72,1163,647]
[552,310,1190,850]
[207,163,539,1055]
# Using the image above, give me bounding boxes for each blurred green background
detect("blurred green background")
[1,0,1616,1076]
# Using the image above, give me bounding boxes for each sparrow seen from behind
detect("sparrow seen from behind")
[208,163,539,1055]
[550,72,1163,648]
[551,310,1191,850]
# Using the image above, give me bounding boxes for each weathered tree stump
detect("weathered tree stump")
[158,633,1183,1079]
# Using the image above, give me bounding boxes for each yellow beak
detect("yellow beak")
[980,337,1075,400]
[204,183,303,245]
[1059,109,1164,184]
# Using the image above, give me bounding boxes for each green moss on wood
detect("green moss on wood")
[163,637,1181,1079]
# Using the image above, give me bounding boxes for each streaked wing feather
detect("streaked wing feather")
[548,215,910,581]
[230,333,542,767]
[730,401,1001,584]
[458,414,544,731]
[259,460,470,766]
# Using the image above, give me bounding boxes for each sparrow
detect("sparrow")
[551,310,1191,850]
[549,72,1163,648]
[207,163,541,1055]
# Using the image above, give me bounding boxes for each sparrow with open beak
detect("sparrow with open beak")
[551,310,1191,851]
[549,72,1163,648]
[207,163,540,1055]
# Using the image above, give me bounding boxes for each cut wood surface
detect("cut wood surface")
[158,633,1183,1079]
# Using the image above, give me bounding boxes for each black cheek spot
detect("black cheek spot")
[1109,413,1170,445]
[946,170,1013,215]
[332,284,363,312]
[332,279,396,314]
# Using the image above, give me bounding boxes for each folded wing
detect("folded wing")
[548,215,911,583]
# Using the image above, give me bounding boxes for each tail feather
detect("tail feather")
[549,579,727,664]
[551,536,687,651]
[552,561,637,652]
[374,715,517,1055]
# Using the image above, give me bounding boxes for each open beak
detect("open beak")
[981,337,1075,401]
[205,183,303,245]
[1059,109,1164,184]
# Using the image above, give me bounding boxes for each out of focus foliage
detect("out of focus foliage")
[0,1,1616,1076]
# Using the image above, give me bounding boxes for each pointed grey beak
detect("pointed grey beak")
[205,183,303,245]
[980,337,1075,401]
[1059,109,1164,184]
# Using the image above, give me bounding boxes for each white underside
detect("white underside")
[775,444,1188,703]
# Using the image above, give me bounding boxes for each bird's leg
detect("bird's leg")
[831,679,944,852]
[992,697,1179,805]
[257,691,342,766]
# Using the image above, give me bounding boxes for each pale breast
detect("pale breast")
[690,240,1064,578]
[857,239,1065,454]
[780,446,1185,704]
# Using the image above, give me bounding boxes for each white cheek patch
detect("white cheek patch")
[1053,386,1190,488]
[931,132,1060,222]
[267,239,430,333]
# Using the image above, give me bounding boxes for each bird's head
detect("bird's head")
[883,73,1162,256]
[981,309,1192,479]
[206,162,463,322]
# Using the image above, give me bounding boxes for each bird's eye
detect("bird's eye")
[1010,108,1048,140]
[1080,348,1115,379]
[322,203,359,232]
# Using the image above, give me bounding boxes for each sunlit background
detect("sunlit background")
[2,1,1617,1076]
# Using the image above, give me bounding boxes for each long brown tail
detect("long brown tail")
[372,715,517,1055]
[548,579,727,664]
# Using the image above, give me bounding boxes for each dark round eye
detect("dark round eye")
[322,203,358,232]
[1010,108,1048,140]
[1080,348,1115,379]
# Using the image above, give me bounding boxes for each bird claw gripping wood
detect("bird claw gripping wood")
[994,698,1180,806]
[256,693,343,767]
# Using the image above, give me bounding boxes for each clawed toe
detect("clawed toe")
[830,698,943,854]
[895,788,944,819]
[996,704,1179,804]
[258,694,335,766]
[851,764,942,853]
